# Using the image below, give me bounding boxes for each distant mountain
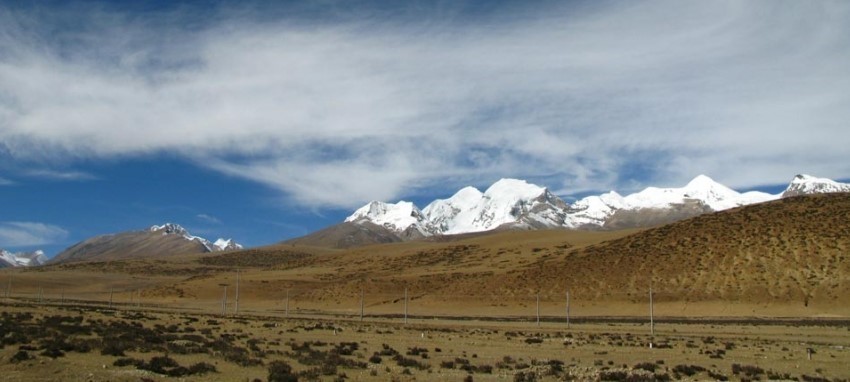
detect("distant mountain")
[345,201,437,239]
[0,249,48,268]
[781,174,850,197]
[50,223,242,264]
[565,174,778,229]
[308,174,849,247]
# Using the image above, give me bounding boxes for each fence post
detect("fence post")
[404,287,408,324]
[649,283,655,336]
[222,286,228,316]
[235,269,240,315]
[536,292,540,327]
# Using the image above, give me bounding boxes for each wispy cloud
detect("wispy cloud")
[0,221,69,247]
[1,1,848,206]
[0,176,13,186]
[196,214,221,224]
[24,169,97,181]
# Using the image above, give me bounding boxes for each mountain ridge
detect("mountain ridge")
[49,223,242,265]
[338,174,849,245]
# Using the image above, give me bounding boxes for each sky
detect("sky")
[1,0,849,257]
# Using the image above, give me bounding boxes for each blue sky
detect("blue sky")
[1,1,849,256]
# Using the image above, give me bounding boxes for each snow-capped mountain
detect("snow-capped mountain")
[150,223,243,252]
[343,174,849,238]
[421,179,567,234]
[565,175,779,228]
[345,201,437,238]
[782,174,850,197]
[213,238,243,251]
[0,249,48,268]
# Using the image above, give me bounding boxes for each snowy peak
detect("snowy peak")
[354,179,567,236]
[151,222,242,252]
[213,238,243,251]
[341,173,849,238]
[345,201,436,236]
[782,174,850,198]
[150,223,188,235]
[0,249,48,268]
[621,175,760,211]
[484,178,547,200]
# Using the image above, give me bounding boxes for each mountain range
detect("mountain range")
[46,223,242,265]
[307,174,849,247]
[0,249,49,268]
[7,174,849,263]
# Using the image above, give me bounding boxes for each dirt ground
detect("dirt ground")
[1,300,848,381]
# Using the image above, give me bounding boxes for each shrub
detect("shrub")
[393,354,428,370]
[599,370,629,381]
[514,371,537,382]
[672,364,706,377]
[188,362,217,375]
[113,358,142,367]
[40,348,65,358]
[100,340,127,356]
[10,350,30,363]
[633,362,656,372]
[368,353,382,364]
[268,360,298,382]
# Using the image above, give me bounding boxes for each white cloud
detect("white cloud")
[196,214,221,224]
[1,1,848,206]
[0,176,12,186]
[24,169,97,181]
[0,221,69,247]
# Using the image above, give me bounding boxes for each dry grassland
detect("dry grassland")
[0,302,848,381]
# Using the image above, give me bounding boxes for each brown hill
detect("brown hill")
[505,193,850,307]
[50,230,210,264]
[283,221,404,248]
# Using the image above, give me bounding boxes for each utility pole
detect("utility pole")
[403,287,408,324]
[234,269,240,315]
[285,289,290,317]
[649,282,655,336]
[359,289,364,322]
[221,285,228,316]
[136,289,141,308]
[536,292,541,327]
[566,290,571,329]
[109,288,114,308]
[6,273,11,298]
